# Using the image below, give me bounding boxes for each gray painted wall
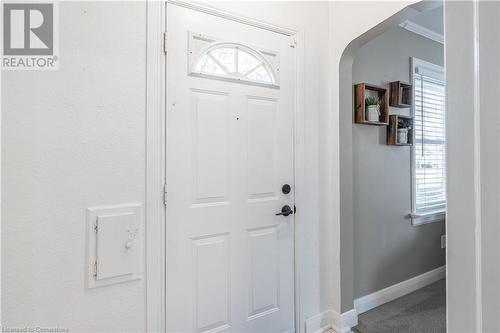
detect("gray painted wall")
[348,27,445,300]
[410,6,444,36]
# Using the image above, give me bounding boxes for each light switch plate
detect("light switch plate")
[86,203,143,288]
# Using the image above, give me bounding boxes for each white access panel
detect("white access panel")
[86,203,143,288]
[96,213,137,280]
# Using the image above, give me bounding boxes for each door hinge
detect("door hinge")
[92,260,98,279]
[163,183,168,205]
[163,31,168,54]
[94,220,98,233]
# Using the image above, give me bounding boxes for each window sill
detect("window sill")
[409,211,445,226]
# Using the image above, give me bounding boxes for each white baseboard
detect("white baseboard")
[336,309,358,333]
[306,266,445,333]
[305,308,358,333]
[305,309,335,333]
[354,265,446,315]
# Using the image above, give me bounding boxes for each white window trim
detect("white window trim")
[410,57,446,226]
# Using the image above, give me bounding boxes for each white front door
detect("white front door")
[165,4,296,332]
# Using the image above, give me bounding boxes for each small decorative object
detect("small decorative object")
[397,127,408,144]
[365,96,380,122]
[387,114,413,145]
[354,83,389,125]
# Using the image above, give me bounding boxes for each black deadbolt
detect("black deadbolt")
[282,184,291,194]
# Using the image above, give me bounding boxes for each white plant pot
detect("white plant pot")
[397,128,408,144]
[366,105,380,122]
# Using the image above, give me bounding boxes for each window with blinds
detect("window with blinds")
[412,58,446,218]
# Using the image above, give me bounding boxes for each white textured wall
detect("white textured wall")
[445,2,478,331]
[2,2,146,331]
[477,3,500,331]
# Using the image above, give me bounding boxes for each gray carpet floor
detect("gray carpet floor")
[352,279,446,333]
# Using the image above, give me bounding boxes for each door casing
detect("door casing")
[145,0,306,331]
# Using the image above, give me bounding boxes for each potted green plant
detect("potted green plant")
[365,95,380,122]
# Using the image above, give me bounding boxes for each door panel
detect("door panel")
[247,226,280,320]
[192,234,231,332]
[166,4,295,332]
[191,89,230,205]
[246,97,278,200]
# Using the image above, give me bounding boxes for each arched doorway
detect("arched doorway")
[339,2,446,332]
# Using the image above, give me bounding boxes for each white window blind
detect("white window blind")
[412,58,446,217]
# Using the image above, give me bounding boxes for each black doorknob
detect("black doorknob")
[275,205,293,217]
[282,184,291,194]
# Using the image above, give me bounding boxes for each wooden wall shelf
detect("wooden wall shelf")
[354,83,389,125]
[387,114,413,146]
[390,81,412,108]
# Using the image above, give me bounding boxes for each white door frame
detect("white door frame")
[146,1,306,331]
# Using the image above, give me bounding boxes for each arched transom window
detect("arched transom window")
[191,42,278,87]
